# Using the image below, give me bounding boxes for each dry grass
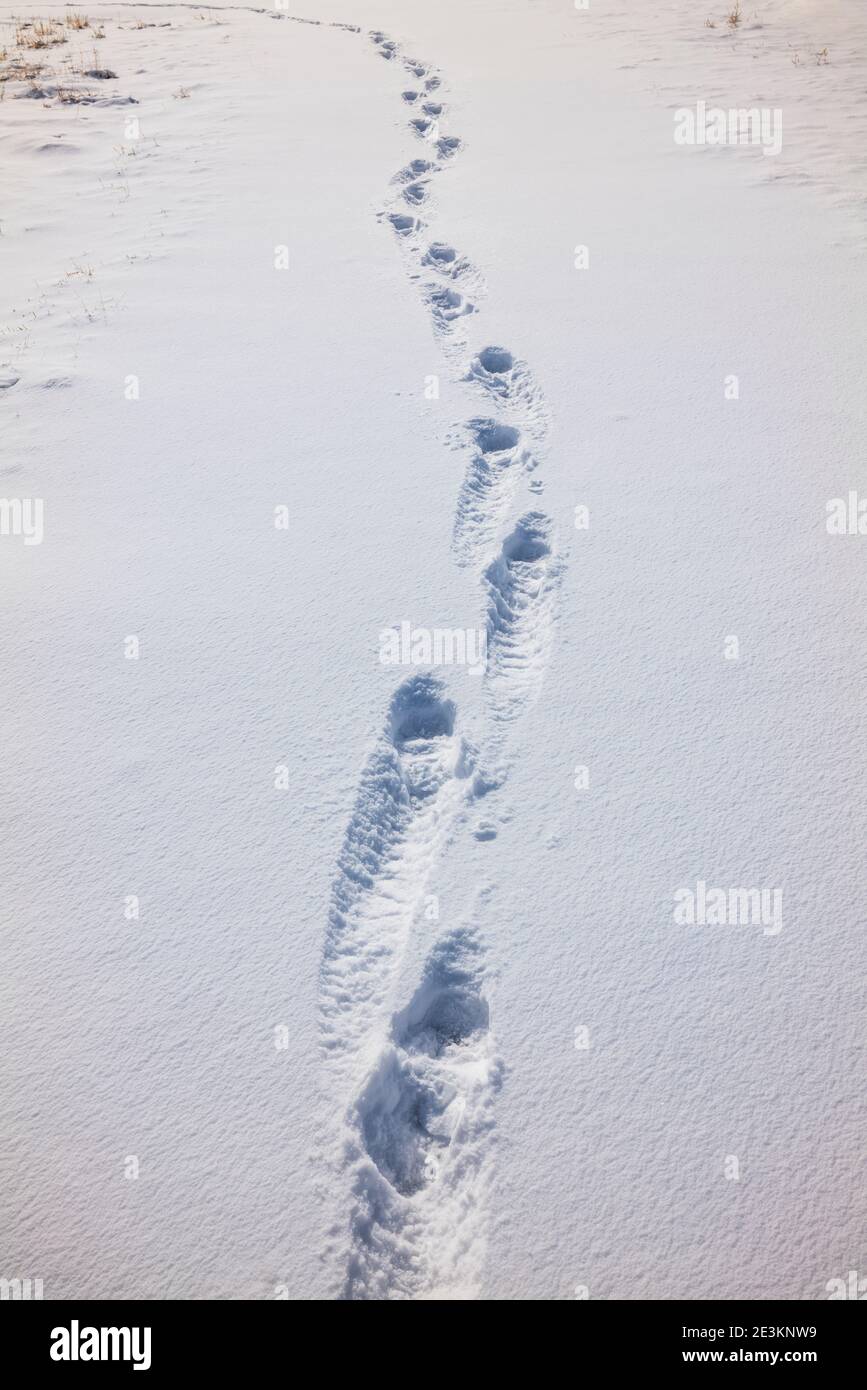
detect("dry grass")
[2,14,112,94]
[16,20,68,50]
[71,45,116,78]
[726,2,742,28]
[55,84,94,103]
[0,58,45,81]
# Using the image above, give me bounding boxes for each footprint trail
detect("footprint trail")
[319,24,566,1301]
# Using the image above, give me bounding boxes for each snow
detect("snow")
[1,0,865,1300]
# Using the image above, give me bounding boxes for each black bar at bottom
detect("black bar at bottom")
[0,1298,862,1375]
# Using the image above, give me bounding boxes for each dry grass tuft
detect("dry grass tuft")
[55,83,94,103]
[0,58,45,81]
[16,20,68,50]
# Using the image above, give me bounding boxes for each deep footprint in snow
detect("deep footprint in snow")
[392,158,437,185]
[320,677,475,1078]
[452,420,532,569]
[403,181,430,207]
[425,283,476,335]
[423,242,459,271]
[436,135,462,159]
[357,1051,450,1196]
[474,421,521,453]
[345,928,501,1298]
[465,345,549,442]
[410,116,435,139]
[422,242,469,279]
[470,345,516,385]
[483,512,561,722]
[387,212,424,237]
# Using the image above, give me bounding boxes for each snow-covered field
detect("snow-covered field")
[1,0,865,1300]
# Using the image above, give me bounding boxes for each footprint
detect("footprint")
[474,422,521,453]
[422,101,443,117]
[483,512,561,722]
[465,345,549,443]
[401,90,420,104]
[320,677,475,1082]
[422,242,459,272]
[403,181,429,207]
[410,116,435,139]
[395,930,491,1057]
[469,345,515,391]
[403,57,428,78]
[394,158,437,182]
[387,212,423,237]
[435,135,462,160]
[425,76,441,92]
[356,1050,449,1196]
[344,927,501,1299]
[452,420,532,569]
[425,284,476,334]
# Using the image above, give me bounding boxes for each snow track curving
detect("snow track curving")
[318,23,565,1300]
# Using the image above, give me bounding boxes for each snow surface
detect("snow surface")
[1,0,865,1300]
